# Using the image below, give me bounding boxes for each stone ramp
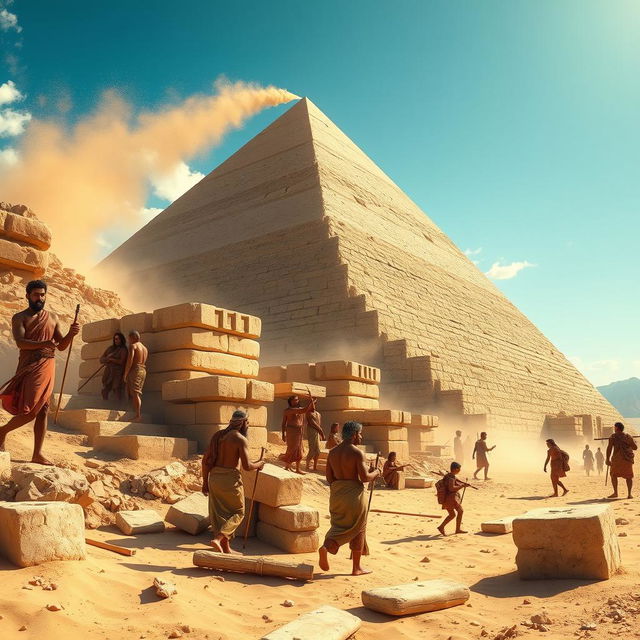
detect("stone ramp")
[92,434,195,460]
[55,408,153,432]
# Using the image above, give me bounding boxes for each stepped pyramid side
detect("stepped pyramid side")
[98,99,621,437]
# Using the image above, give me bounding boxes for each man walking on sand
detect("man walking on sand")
[473,432,496,480]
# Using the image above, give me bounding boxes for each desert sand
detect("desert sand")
[0,424,638,640]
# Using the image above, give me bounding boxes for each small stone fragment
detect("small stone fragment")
[580,622,597,630]
[615,518,629,525]
[420,556,430,563]
[154,577,178,599]
[168,631,182,639]
[46,603,63,611]
[282,599,294,607]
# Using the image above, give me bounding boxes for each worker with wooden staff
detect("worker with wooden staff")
[436,462,474,536]
[318,421,381,576]
[0,280,80,465]
[604,422,637,500]
[201,410,265,554]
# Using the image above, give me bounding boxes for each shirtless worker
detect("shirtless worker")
[318,421,381,576]
[606,422,637,499]
[279,394,315,475]
[382,451,411,489]
[123,331,148,422]
[0,280,80,465]
[595,447,605,475]
[582,444,594,477]
[201,410,265,553]
[473,431,496,480]
[453,429,464,463]
[325,422,341,450]
[437,462,467,536]
[543,438,569,497]
[305,404,325,472]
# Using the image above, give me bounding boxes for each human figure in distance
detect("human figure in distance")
[99,332,128,402]
[606,422,637,499]
[595,447,605,476]
[279,394,315,475]
[325,422,341,450]
[453,429,464,464]
[382,451,411,489]
[305,403,325,472]
[473,432,496,480]
[123,331,148,422]
[0,280,80,465]
[201,410,265,553]
[318,421,381,576]
[437,462,467,536]
[544,438,569,497]
[582,444,594,477]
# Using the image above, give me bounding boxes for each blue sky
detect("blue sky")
[1,0,638,386]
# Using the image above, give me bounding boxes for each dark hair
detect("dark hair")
[480,431,487,438]
[546,438,556,446]
[287,395,298,407]
[342,421,362,439]
[113,332,127,348]
[26,280,47,294]
[232,410,247,419]
[615,422,625,431]
[451,462,461,471]
[388,451,396,460]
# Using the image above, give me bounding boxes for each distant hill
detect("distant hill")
[598,377,640,418]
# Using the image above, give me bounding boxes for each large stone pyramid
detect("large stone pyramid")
[99,98,620,437]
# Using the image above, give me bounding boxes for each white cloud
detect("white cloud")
[485,260,535,280]
[464,247,482,257]
[0,7,21,32]
[0,79,23,105]
[140,206,163,222]
[0,145,18,167]
[151,161,204,202]
[0,107,31,136]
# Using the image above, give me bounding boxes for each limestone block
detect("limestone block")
[246,379,275,403]
[0,237,48,275]
[408,428,435,451]
[284,363,316,382]
[80,339,111,361]
[512,505,621,580]
[148,349,259,378]
[82,318,121,343]
[411,414,439,427]
[153,327,228,354]
[320,396,379,411]
[92,435,191,460]
[0,451,10,480]
[195,402,267,427]
[362,425,407,440]
[162,375,247,404]
[0,502,86,567]
[366,440,409,459]
[165,493,210,535]
[246,427,268,450]
[164,404,196,424]
[361,410,411,425]
[228,335,260,359]
[146,370,209,393]
[152,302,261,338]
[481,517,514,534]
[273,382,326,399]
[0,209,52,249]
[361,579,470,616]
[405,477,434,489]
[258,504,319,532]
[179,424,225,451]
[257,522,319,553]
[314,360,380,384]
[260,605,361,640]
[320,410,366,426]
[121,312,154,335]
[323,379,379,398]
[116,510,165,535]
[240,463,303,508]
[79,358,101,379]
[258,366,286,383]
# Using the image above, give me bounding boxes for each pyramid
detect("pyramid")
[98,98,621,437]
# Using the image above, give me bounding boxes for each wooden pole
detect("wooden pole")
[605,464,609,487]
[86,538,136,557]
[460,477,468,504]
[53,304,80,425]
[370,508,441,518]
[193,550,314,581]
[243,446,265,549]
[77,363,105,391]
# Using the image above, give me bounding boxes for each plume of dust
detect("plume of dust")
[0,79,299,272]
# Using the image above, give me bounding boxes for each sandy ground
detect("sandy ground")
[1,425,639,640]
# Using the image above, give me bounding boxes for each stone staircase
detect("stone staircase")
[51,394,197,460]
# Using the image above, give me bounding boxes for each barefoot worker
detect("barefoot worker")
[123,331,148,422]
[473,432,496,480]
[543,438,569,496]
[201,410,265,553]
[606,422,637,499]
[382,451,411,489]
[100,332,128,401]
[595,447,605,476]
[318,421,381,576]
[0,280,80,465]
[582,444,594,477]
[437,462,468,535]
[305,403,325,472]
[279,394,315,475]
[325,422,341,450]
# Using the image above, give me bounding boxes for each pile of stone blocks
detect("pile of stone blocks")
[543,411,584,438]
[164,464,320,553]
[0,206,51,277]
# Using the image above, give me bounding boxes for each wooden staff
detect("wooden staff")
[77,363,105,391]
[53,304,80,425]
[243,446,266,549]
[371,508,441,518]
[360,451,381,554]
[605,464,609,487]
[86,538,136,557]
[434,470,479,490]
[460,476,468,504]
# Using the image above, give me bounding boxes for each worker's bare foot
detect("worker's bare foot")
[627,494,633,500]
[130,416,143,423]
[437,524,446,536]
[562,488,569,496]
[607,493,619,499]
[209,539,223,553]
[455,529,468,534]
[318,546,330,571]
[549,493,559,497]
[352,567,373,576]
[295,469,306,475]
[31,454,54,466]
[220,537,232,554]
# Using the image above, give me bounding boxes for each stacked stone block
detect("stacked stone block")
[0,206,51,277]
